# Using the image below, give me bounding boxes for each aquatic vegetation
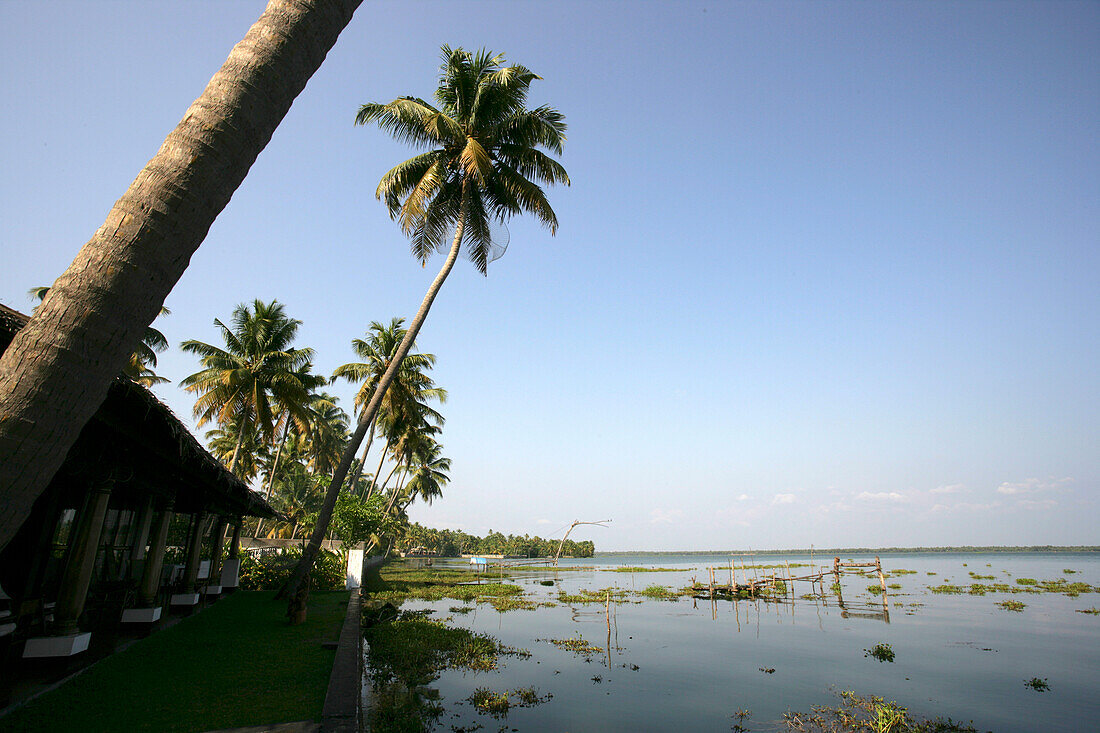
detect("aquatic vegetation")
[637,584,679,600]
[967,571,995,580]
[1063,568,1077,574]
[547,634,603,658]
[488,596,540,612]
[888,583,902,590]
[609,566,682,572]
[468,688,511,716]
[449,605,473,614]
[539,579,555,586]
[830,582,844,594]
[557,587,633,604]
[928,576,1095,599]
[782,691,978,732]
[467,687,552,717]
[929,584,965,594]
[996,600,1026,612]
[759,667,776,674]
[731,708,752,733]
[1075,607,1099,615]
[1025,677,1050,692]
[890,569,918,575]
[864,643,895,663]
[926,571,937,576]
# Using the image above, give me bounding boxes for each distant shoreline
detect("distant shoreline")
[595,545,1100,555]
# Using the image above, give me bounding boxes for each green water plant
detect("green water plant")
[610,566,682,572]
[997,600,1026,612]
[864,643,896,663]
[782,690,978,732]
[638,584,680,600]
[1076,607,1099,615]
[1025,677,1050,692]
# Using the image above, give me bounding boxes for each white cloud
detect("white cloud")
[931,501,1002,513]
[931,483,965,495]
[997,477,1074,495]
[649,508,684,525]
[736,494,750,502]
[772,493,796,505]
[535,519,554,525]
[857,491,907,502]
[1017,499,1058,510]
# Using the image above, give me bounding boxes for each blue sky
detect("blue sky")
[2,1,1097,550]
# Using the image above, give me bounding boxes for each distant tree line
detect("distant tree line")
[397,523,595,558]
[600,545,1100,556]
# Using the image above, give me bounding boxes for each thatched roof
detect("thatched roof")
[0,303,278,519]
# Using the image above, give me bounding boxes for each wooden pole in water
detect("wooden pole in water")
[876,555,888,608]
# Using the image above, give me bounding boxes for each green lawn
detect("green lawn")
[1,591,349,733]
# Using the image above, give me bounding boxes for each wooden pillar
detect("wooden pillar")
[54,481,113,635]
[182,509,206,592]
[138,502,174,606]
[127,494,156,576]
[208,515,229,584]
[229,518,242,559]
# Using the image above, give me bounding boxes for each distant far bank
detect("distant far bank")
[596,545,1100,555]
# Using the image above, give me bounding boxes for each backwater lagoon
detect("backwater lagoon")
[360,552,1100,731]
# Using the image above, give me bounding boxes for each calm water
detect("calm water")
[364,552,1100,731]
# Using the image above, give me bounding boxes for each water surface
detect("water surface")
[365,552,1100,731]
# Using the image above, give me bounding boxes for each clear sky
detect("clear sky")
[2,1,1097,551]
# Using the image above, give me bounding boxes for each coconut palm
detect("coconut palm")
[0,0,364,550]
[29,286,172,386]
[392,436,450,514]
[331,318,445,493]
[180,300,315,473]
[205,420,266,482]
[281,46,568,599]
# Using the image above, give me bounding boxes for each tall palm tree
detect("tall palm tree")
[205,419,265,482]
[303,391,350,476]
[390,435,450,515]
[281,46,568,599]
[180,300,315,473]
[331,318,445,494]
[0,0,363,551]
[29,286,172,386]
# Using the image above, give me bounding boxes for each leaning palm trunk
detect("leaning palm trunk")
[254,418,291,539]
[363,436,392,500]
[0,0,363,551]
[349,418,376,495]
[279,216,466,600]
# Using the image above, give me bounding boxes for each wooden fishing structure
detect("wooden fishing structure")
[690,555,891,621]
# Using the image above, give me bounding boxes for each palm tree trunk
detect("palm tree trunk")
[350,418,376,496]
[254,417,290,538]
[228,426,246,475]
[279,211,468,600]
[0,0,363,551]
[379,461,403,495]
[364,438,393,501]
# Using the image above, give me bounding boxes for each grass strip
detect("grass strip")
[1,591,348,733]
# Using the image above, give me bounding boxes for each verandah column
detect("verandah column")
[127,494,156,578]
[53,480,113,634]
[181,509,206,593]
[229,519,242,559]
[206,515,229,593]
[137,501,174,606]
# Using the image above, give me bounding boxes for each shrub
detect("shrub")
[238,547,345,591]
